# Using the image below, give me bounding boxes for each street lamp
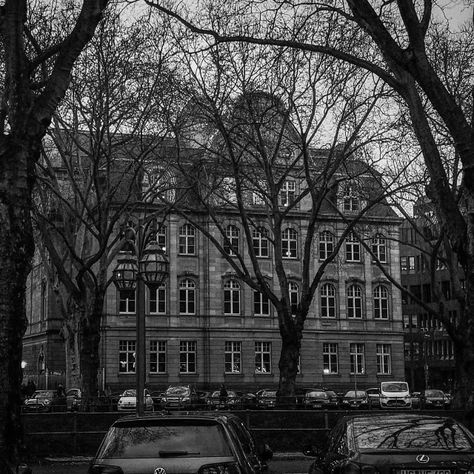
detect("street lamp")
[113,221,169,416]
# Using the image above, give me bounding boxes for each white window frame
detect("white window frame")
[224,225,239,256]
[150,340,167,374]
[323,342,338,374]
[350,343,365,374]
[280,180,296,207]
[178,224,196,255]
[319,231,334,261]
[374,285,389,319]
[179,341,197,373]
[376,344,391,374]
[179,279,196,315]
[255,341,272,374]
[254,290,270,316]
[252,227,269,257]
[119,340,136,373]
[282,228,298,259]
[347,284,363,319]
[225,341,242,374]
[224,280,241,315]
[372,234,387,263]
[343,186,360,212]
[119,289,136,314]
[320,283,336,318]
[345,232,361,262]
[149,284,166,314]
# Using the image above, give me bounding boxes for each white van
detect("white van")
[380,381,411,409]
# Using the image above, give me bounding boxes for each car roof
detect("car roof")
[341,413,458,426]
[112,411,242,426]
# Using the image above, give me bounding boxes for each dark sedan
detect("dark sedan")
[305,413,474,474]
[420,389,450,409]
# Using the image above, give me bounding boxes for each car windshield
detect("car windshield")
[353,417,473,451]
[122,390,136,397]
[166,387,190,396]
[307,391,327,399]
[425,390,444,397]
[262,391,276,398]
[345,391,366,398]
[381,382,408,392]
[33,391,54,399]
[98,420,233,459]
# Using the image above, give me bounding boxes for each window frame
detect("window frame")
[373,285,389,320]
[320,283,336,318]
[319,231,334,261]
[349,343,365,375]
[323,342,339,374]
[179,278,196,315]
[372,234,387,263]
[119,289,136,314]
[119,340,136,373]
[282,228,298,259]
[224,279,241,316]
[280,179,296,207]
[225,341,242,374]
[149,284,166,314]
[179,340,197,374]
[150,340,167,374]
[255,341,272,374]
[178,224,196,255]
[254,290,270,316]
[224,225,240,256]
[376,344,391,375]
[252,227,269,258]
[347,284,363,319]
[345,232,361,262]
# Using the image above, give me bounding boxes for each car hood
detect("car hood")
[93,455,236,474]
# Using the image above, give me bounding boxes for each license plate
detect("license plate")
[397,470,451,474]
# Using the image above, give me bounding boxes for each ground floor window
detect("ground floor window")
[179,341,197,373]
[150,340,167,373]
[323,343,338,374]
[119,340,135,373]
[255,342,272,374]
[350,343,365,374]
[225,341,242,373]
[376,343,391,374]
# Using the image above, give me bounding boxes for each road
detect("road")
[28,457,314,473]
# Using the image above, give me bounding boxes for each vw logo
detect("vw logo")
[154,468,167,474]
[416,454,430,463]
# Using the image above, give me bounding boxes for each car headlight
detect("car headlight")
[182,396,190,402]
[198,462,242,474]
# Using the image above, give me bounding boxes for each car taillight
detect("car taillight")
[198,462,242,474]
[88,464,124,474]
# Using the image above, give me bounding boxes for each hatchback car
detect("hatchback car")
[88,412,273,474]
[23,390,66,412]
[161,385,199,410]
[341,390,368,409]
[420,389,450,409]
[117,389,154,412]
[305,413,474,474]
[256,390,277,409]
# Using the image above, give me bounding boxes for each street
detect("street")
[28,457,314,474]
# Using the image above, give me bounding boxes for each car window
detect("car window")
[98,420,233,459]
[381,382,408,392]
[425,390,444,397]
[353,418,473,450]
[166,386,190,396]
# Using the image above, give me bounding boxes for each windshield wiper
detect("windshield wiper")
[158,450,200,457]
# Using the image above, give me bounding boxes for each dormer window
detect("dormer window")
[343,186,360,212]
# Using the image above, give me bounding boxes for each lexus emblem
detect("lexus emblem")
[416,454,430,463]
[154,468,167,474]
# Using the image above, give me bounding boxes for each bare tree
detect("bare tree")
[33,7,178,406]
[0,0,111,459]
[147,0,474,409]
[157,28,411,401]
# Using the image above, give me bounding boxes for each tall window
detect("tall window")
[343,186,360,211]
[224,280,240,315]
[149,284,166,314]
[224,225,239,256]
[320,283,336,318]
[119,340,135,373]
[345,232,361,262]
[372,234,387,263]
[280,180,296,206]
[252,182,266,206]
[179,341,196,373]
[282,228,297,258]
[373,285,389,319]
[150,341,166,373]
[156,225,167,252]
[179,279,196,315]
[119,289,136,314]
[347,284,363,319]
[225,341,242,373]
[254,290,270,316]
[376,344,391,374]
[350,343,365,374]
[323,343,338,374]
[221,177,237,203]
[319,231,334,261]
[252,227,269,257]
[255,342,272,373]
[178,224,196,255]
[289,282,299,315]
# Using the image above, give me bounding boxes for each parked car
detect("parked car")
[88,412,273,474]
[235,391,258,409]
[324,390,340,409]
[160,385,199,410]
[341,390,368,409]
[256,389,277,409]
[207,390,240,409]
[411,391,421,409]
[366,387,380,408]
[66,388,82,411]
[23,390,66,412]
[304,413,474,474]
[420,389,451,409]
[117,388,154,412]
[303,390,330,409]
[379,381,412,409]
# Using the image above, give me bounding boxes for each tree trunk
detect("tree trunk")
[277,319,301,407]
[0,140,35,460]
[79,294,104,410]
[63,320,81,389]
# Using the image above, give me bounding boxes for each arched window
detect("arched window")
[320,283,336,318]
[289,282,299,315]
[224,280,241,315]
[372,234,387,263]
[373,285,389,319]
[347,284,362,319]
[252,227,269,257]
[224,225,239,256]
[282,228,297,258]
[179,279,196,315]
[319,231,334,261]
[179,224,196,255]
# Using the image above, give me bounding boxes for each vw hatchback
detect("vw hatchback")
[88,412,272,474]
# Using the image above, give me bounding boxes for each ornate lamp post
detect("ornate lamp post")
[113,222,169,416]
